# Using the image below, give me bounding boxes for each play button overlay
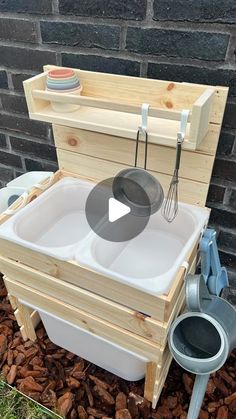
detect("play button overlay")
[108,198,130,222]
[85,177,150,242]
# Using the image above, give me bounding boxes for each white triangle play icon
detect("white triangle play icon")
[108,198,131,223]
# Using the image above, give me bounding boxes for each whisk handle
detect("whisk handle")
[175,141,182,171]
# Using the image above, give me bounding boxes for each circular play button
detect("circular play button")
[85,177,150,242]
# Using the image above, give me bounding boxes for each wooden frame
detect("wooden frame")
[0,68,229,407]
[0,170,199,407]
[22,65,228,150]
[0,170,199,323]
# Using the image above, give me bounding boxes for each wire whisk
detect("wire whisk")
[162,109,190,223]
[162,133,183,222]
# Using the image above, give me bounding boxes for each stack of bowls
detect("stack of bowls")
[46,68,82,113]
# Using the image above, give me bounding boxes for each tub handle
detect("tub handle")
[34,174,54,191]
[4,192,28,215]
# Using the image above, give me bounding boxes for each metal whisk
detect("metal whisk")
[162,109,190,223]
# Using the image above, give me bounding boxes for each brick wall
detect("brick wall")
[0,0,236,282]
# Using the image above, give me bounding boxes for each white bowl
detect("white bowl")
[50,86,83,113]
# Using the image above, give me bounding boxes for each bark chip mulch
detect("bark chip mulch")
[0,276,235,418]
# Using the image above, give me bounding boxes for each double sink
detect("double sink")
[0,177,209,295]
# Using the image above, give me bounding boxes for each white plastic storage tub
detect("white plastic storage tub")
[0,177,94,260]
[20,301,147,381]
[76,202,210,295]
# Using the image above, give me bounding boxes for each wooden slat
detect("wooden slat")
[145,362,160,402]
[0,254,191,346]
[189,89,215,146]
[144,346,172,406]
[0,255,165,344]
[8,294,18,310]
[11,298,37,341]
[19,311,40,342]
[33,89,192,121]
[0,235,196,322]
[0,238,164,321]
[23,72,48,114]
[53,124,217,183]
[4,276,163,361]
[31,106,196,150]
[162,246,198,321]
[151,351,173,408]
[57,149,209,206]
[184,82,228,126]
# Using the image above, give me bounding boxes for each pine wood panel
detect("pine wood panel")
[0,255,192,346]
[0,255,165,344]
[4,276,164,362]
[31,105,196,150]
[53,124,219,184]
[0,234,196,322]
[57,149,209,206]
[20,311,40,342]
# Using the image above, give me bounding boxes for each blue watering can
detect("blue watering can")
[200,228,228,295]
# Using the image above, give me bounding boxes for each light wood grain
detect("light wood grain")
[33,89,192,121]
[57,149,209,206]
[0,254,189,346]
[4,276,164,361]
[190,88,215,146]
[44,65,227,125]
[23,72,47,114]
[0,238,166,321]
[53,124,216,184]
[8,295,37,341]
[18,311,40,342]
[144,346,172,405]
[23,66,228,150]
[31,105,195,150]
[0,255,165,344]
[8,294,18,310]
[145,362,160,402]
[0,230,197,322]
[151,350,173,408]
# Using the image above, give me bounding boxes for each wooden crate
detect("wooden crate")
[0,67,229,408]
[0,168,197,324]
[0,170,198,408]
[23,65,228,150]
[0,239,195,409]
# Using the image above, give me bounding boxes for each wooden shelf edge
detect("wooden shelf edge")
[29,107,197,151]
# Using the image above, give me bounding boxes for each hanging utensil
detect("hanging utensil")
[162,109,190,223]
[112,103,164,217]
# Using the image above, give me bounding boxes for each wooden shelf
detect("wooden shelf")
[23,65,220,150]
[34,103,194,149]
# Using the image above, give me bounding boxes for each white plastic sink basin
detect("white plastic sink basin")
[0,176,209,294]
[0,177,94,260]
[75,202,209,295]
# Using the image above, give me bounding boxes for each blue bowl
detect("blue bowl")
[46,80,81,90]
